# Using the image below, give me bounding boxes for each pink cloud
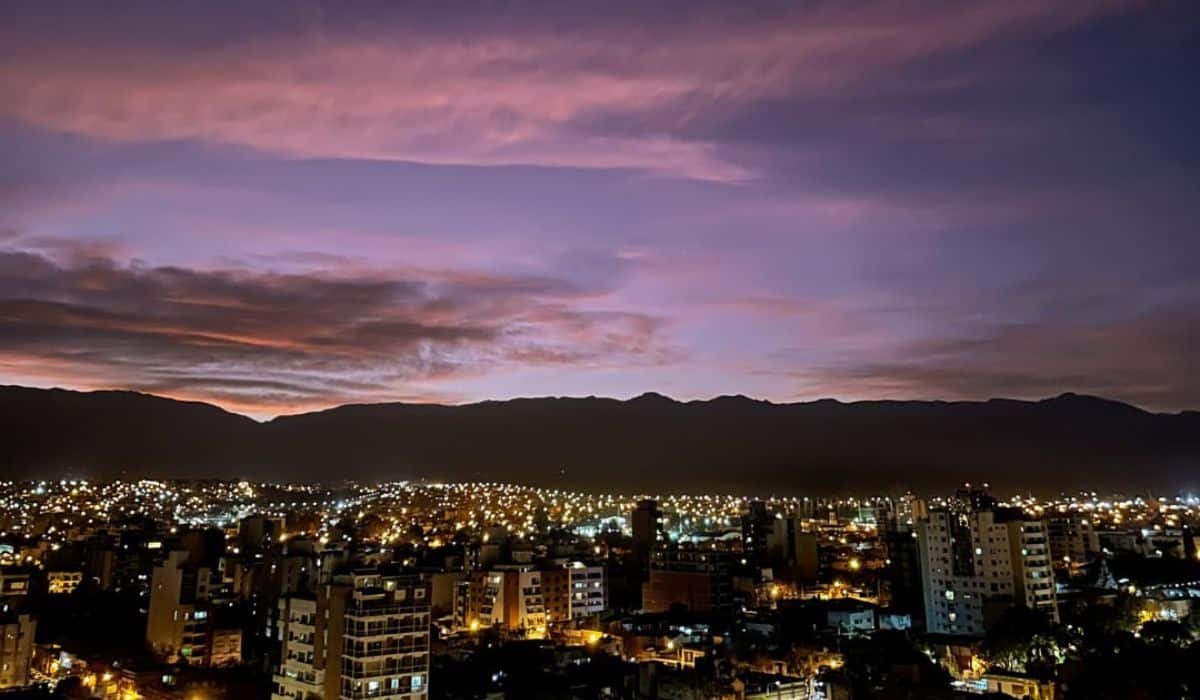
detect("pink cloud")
[0,2,1129,181]
[0,244,677,415]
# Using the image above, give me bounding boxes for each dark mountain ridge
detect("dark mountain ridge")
[2,385,1197,494]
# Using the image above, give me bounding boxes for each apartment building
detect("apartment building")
[1047,514,1101,568]
[568,562,607,620]
[917,502,1057,637]
[274,595,324,699]
[541,561,607,626]
[642,551,733,614]
[452,565,551,638]
[273,567,431,700]
[0,570,34,690]
[146,550,242,666]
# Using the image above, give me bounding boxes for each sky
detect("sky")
[1,0,1198,417]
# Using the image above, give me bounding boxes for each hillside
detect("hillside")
[2,386,1197,493]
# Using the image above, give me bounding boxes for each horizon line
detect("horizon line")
[3,382,1194,422]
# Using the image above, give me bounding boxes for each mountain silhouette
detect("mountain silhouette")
[1,385,1197,493]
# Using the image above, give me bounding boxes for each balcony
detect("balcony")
[343,641,430,659]
[340,658,428,678]
[345,603,428,618]
[345,621,428,638]
[339,688,420,700]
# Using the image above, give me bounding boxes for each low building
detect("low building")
[982,669,1056,699]
[822,599,877,634]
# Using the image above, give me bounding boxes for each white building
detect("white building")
[568,562,606,620]
[274,596,324,700]
[918,506,1057,637]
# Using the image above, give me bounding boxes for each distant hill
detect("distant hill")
[1,385,1197,493]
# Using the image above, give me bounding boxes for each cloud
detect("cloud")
[0,1,1131,181]
[0,244,674,415]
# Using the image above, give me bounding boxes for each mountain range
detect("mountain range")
[2,385,1197,494]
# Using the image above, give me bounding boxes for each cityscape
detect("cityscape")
[3,0,1200,698]
[0,479,1199,698]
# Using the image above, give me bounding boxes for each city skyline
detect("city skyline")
[3,1,1198,417]
[4,4,1200,698]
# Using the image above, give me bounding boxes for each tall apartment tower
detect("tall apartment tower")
[881,510,924,623]
[642,550,734,614]
[1047,514,1101,568]
[632,499,664,574]
[273,567,431,700]
[767,517,819,584]
[567,562,607,620]
[741,501,774,570]
[146,550,240,665]
[917,495,1057,637]
[0,571,34,690]
[452,565,553,638]
[274,595,323,699]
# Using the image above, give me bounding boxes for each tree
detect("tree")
[1139,620,1194,648]
[980,606,1064,672]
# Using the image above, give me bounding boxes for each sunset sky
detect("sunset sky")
[1,1,1197,416]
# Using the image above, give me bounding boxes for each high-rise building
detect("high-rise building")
[642,551,733,614]
[453,566,549,637]
[0,570,34,690]
[567,562,607,620]
[881,512,924,623]
[917,498,1057,637]
[1006,519,1057,618]
[239,514,284,554]
[146,550,226,665]
[741,501,774,571]
[632,499,664,576]
[0,612,35,690]
[274,595,324,699]
[327,569,431,699]
[766,517,819,584]
[273,567,431,700]
[1047,514,1101,568]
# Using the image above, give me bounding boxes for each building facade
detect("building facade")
[642,551,733,614]
[274,595,325,700]
[146,550,225,665]
[1047,514,1101,568]
[917,504,1057,637]
[274,567,431,700]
